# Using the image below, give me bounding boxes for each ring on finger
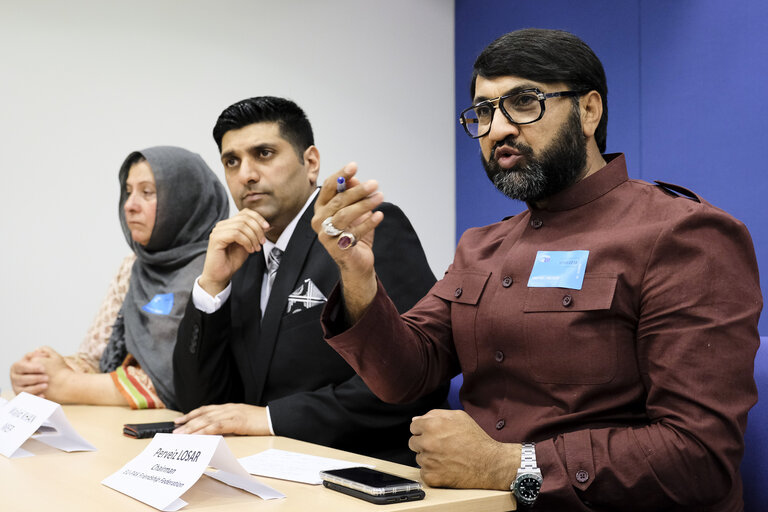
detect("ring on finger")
[322,217,343,237]
[338,231,357,250]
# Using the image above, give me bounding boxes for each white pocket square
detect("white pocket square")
[286,278,327,314]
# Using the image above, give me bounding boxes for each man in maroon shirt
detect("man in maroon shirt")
[311,29,761,511]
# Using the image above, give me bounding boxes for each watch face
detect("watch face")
[514,474,542,504]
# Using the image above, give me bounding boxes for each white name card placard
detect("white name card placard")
[102,433,284,511]
[0,392,96,458]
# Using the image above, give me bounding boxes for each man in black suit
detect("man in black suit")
[172,96,445,464]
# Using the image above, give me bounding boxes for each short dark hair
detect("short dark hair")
[471,29,608,153]
[212,96,314,160]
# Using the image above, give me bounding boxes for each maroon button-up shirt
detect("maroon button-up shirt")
[324,154,762,511]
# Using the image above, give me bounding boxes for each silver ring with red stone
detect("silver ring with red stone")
[322,217,343,237]
[337,231,357,250]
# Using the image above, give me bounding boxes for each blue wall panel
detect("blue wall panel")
[638,1,768,335]
[455,0,767,333]
[454,0,642,237]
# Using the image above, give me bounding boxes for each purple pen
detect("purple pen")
[336,176,346,193]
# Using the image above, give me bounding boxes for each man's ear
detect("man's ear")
[580,90,603,140]
[304,145,320,186]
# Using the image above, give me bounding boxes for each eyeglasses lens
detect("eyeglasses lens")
[462,92,542,137]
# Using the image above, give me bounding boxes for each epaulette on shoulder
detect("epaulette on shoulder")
[653,181,702,203]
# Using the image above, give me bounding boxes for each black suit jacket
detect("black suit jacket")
[174,199,446,464]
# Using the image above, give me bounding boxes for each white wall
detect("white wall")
[0,0,455,393]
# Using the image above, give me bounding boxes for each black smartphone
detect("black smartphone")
[320,467,425,505]
[122,421,176,439]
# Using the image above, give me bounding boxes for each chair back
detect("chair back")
[742,336,768,510]
[448,374,463,410]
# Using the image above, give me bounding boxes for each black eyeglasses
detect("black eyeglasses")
[459,88,584,138]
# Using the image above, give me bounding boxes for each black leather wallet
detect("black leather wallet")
[123,421,176,439]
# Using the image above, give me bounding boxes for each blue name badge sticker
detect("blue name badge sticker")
[141,293,174,315]
[527,250,589,290]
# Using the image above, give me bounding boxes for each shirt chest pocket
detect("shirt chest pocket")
[523,274,618,385]
[432,270,491,374]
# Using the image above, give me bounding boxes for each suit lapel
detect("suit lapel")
[230,251,265,402]
[249,202,318,403]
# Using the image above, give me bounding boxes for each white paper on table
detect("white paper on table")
[0,392,96,458]
[102,433,284,511]
[238,448,374,485]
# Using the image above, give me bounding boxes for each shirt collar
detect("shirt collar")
[527,153,628,212]
[262,188,319,264]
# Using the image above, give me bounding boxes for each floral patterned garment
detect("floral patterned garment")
[64,254,165,409]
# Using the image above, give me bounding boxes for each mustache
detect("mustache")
[241,184,269,197]
[492,136,533,157]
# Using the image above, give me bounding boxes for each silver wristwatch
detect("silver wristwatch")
[512,442,543,506]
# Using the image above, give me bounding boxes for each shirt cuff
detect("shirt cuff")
[192,276,231,313]
[265,405,275,435]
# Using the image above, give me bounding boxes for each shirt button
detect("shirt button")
[190,325,200,354]
[494,351,504,363]
[530,218,543,229]
[502,276,513,288]
[495,419,505,430]
[454,287,463,298]
[562,294,573,307]
[575,469,589,483]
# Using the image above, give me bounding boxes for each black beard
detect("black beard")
[481,108,588,203]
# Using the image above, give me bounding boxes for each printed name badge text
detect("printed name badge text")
[528,250,589,290]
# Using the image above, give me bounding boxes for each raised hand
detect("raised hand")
[311,162,385,323]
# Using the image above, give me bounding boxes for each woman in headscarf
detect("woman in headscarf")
[9,146,229,410]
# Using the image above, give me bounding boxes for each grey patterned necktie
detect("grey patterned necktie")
[266,247,283,293]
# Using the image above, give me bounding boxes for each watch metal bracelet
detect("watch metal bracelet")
[512,442,543,507]
[520,442,537,470]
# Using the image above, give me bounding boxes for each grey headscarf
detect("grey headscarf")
[100,146,229,409]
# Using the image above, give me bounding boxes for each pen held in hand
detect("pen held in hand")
[336,177,346,193]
